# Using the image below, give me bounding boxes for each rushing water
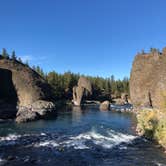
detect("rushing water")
[0,105,166,166]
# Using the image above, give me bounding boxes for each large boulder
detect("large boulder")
[0,58,56,122]
[100,101,110,110]
[72,77,92,106]
[130,47,166,109]
[16,109,40,123]
[16,100,56,123]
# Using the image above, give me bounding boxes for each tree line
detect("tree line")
[0,48,129,101]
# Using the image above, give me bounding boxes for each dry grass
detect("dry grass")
[137,109,166,149]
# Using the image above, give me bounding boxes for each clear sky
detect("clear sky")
[0,0,166,79]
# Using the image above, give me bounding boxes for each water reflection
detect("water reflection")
[72,106,83,122]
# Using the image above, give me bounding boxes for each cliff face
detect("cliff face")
[130,48,166,109]
[0,58,56,122]
[0,59,55,106]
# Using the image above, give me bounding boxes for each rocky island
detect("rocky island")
[72,77,92,106]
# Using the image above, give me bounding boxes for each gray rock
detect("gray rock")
[31,100,56,117]
[16,100,56,123]
[16,107,39,123]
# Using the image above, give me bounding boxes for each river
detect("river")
[0,105,166,166]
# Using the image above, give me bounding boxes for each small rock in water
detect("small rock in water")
[100,101,110,111]
[7,156,15,161]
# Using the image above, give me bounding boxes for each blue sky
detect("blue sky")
[0,0,166,79]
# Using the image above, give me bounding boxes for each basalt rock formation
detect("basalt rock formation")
[72,77,92,106]
[0,57,56,122]
[130,47,166,109]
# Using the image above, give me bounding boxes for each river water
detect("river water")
[0,105,166,166]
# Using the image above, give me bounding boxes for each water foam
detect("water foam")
[65,129,137,149]
[0,134,21,141]
[0,158,6,165]
[34,129,137,150]
[34,140,59,148]
[0,134,22,146]
[0,129,137,150]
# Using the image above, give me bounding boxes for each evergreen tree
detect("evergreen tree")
[11,50,17,60]
[2,48,9,59]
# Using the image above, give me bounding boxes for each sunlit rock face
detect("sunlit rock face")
[73,77,92,106]
[100,101,110,111]
[130,47,166,109]
[0,58,56,122]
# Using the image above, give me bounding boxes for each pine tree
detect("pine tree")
[11,50,17,60]
[2,48,9,59]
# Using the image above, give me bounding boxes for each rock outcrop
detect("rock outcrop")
[130,47,166,109]
[99,101,110,110]
[72,77,92,106]
[121,93,128,104]
[0,58,56,122]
